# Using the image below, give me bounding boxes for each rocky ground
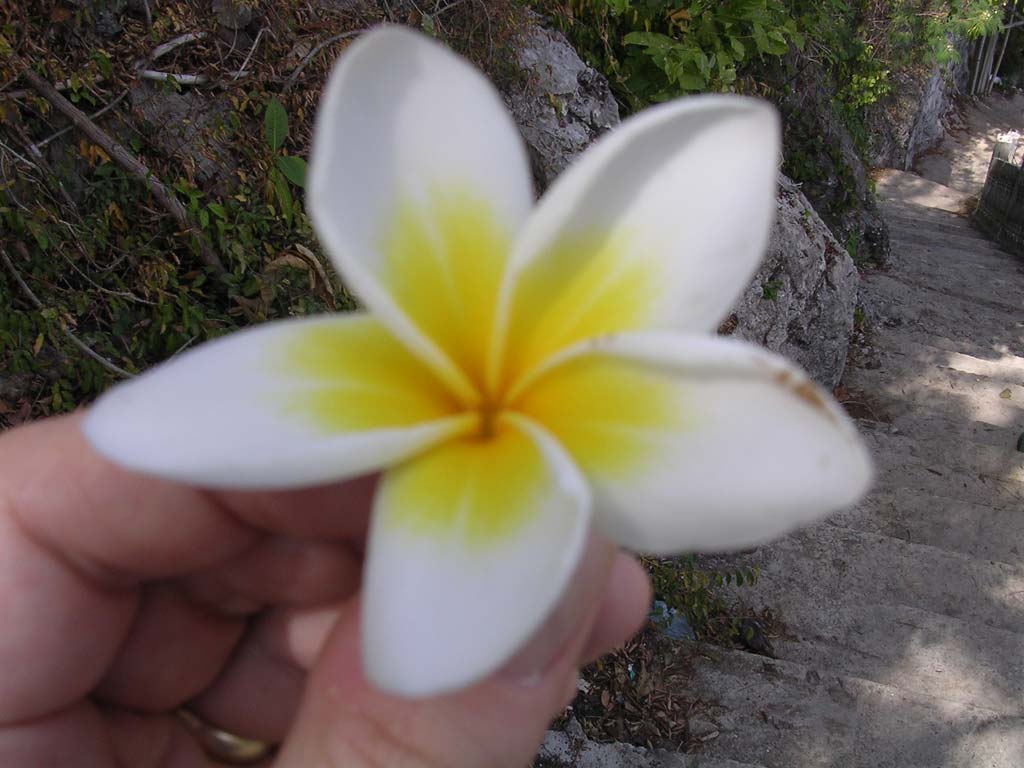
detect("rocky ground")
[541,96,1024,768]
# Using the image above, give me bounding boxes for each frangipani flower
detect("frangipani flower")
[84,27,872,697]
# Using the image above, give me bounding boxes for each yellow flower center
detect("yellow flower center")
[275,185,688,544]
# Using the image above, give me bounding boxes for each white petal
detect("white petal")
[362,415,590,696]
[495,96,780,381]
[83,315,474,489]
[308,26,534,398]
[515,332,872,554]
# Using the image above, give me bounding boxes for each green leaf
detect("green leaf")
[276,155,308,188]
[26,220,49,251]
[623,31,675,51]
[264,97,288,151]
[676,73,706,90]
[752,22,770,54]
[766,30,790,55]
[272,169,294,227]
[92,50,113,79]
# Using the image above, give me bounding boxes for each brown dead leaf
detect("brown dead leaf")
[259,247,337,315]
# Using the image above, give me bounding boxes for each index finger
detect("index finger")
[2,412,375,583]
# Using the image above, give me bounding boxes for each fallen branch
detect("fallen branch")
[234,27,266,81]
[151,31,207,60]
[32,89,128,151]
[284,30,365,92]
[1,75,108,99]
[7,120,80,219]
[137,69,209,85]
[2,244,134,379]
[20,67,226,276]
[133,32,212,85]
[0,137,35,167]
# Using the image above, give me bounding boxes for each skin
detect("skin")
[0,413,651,768]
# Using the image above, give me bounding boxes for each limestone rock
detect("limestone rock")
[502,34,858,388]
[129,85,235,189]
[212,0,255,30]
[772,55,891,265]
[728,175,859,389]
[505,20,620,190]
[864,43,969,170]
[87,0,127,39]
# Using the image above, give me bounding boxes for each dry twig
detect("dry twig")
[234,27,267,80]
[137,69,209,85]
[2,244,134,379]
[151,31,207,60]
[284,30,365,92]
[20,67,227,276]
[32,90,129,151]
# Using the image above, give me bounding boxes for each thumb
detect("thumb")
[275,534,643,768]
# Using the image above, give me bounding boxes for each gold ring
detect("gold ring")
[176,708,276,765]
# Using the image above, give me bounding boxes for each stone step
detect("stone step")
[831,486,1024,564]
[890,227,1013,261]
[857,345,1024,386]
[538,730,768,768]
[887,219,1015,252]
[861,274,1024,352]
[688,644,1024,768]
[886,250,1024,310]
[892,233,1024,272]
[738,563,1024,714]
[868,412,1017,452]
[726,524,1024,636]
[865,322,1023,367]
[889,244,1024,293]
[875,169,975,213]
[889,239,1012,275]
[842,345,1023,455]
[862,427,1024,485]
[858,328,1024,382]
[845,360,1024,427]
[880,199,976,224]
[874,449,1024,511]
[863,270,1024,332]
[882,206,989,241]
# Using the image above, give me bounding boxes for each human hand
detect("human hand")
[0,413,651,767]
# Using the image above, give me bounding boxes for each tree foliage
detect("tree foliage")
[552,0,1013,113]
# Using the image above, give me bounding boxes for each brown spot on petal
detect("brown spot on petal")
[775,371,837,424]
[793,381,829,414]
